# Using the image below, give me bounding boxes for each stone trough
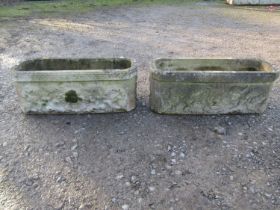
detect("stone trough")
[14,58,137,114]
[150,58,279,115]
[227,0,280,5]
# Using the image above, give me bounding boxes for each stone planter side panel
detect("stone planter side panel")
[227,0,280,5]
[150,80,272,114]
[16,79,136,114]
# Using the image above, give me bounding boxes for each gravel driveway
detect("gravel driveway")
[0,2,280,209]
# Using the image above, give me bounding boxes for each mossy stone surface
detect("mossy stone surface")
[14,58,137,114]
[150,58,279,115]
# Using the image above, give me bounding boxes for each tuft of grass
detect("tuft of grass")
[0,0,201,18]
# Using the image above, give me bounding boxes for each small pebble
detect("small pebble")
[65,157,72,164]
[171,159,176,164]
[175,170,182,175]
[71,144,78,150]
[55,142,65,147]
[116,174,124,180]
[122,204,129,210]
[73,152,78,158]
[56,176,66,183]
[149,186,156,192]
[214,126,226,135]
[167,145,172,152]
[268,127,273,131]
[179,152,185,158]
[131,176,137,182]
[24,145,31,152]
[264,193,272,198]
[166,165,172,169]
[79,203,93,209]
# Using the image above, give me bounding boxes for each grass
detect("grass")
[0,0,201,18]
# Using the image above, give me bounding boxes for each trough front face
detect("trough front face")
[14,58,137,114]
[227,0,280,5]
[150,59,279,115]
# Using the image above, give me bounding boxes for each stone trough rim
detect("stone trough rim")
[150,57,279,83]
[14,57,137,82]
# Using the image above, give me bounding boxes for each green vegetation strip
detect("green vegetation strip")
[0,0,200,17]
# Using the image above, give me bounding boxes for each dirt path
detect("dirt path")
[0,2,280,210]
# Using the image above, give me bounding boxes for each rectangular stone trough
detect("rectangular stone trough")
[14,58,137,114]
[227,0,280,5]
[150,58,279,115]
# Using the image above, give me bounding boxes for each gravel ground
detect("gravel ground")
[0,2,280,210]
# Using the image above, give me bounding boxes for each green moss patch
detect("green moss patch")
[0,0,201,18]
[65,90,81,103]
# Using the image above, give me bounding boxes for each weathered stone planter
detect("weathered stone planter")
[150,58,279,115]
[227,0,280,5]
[14,58,137,114]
